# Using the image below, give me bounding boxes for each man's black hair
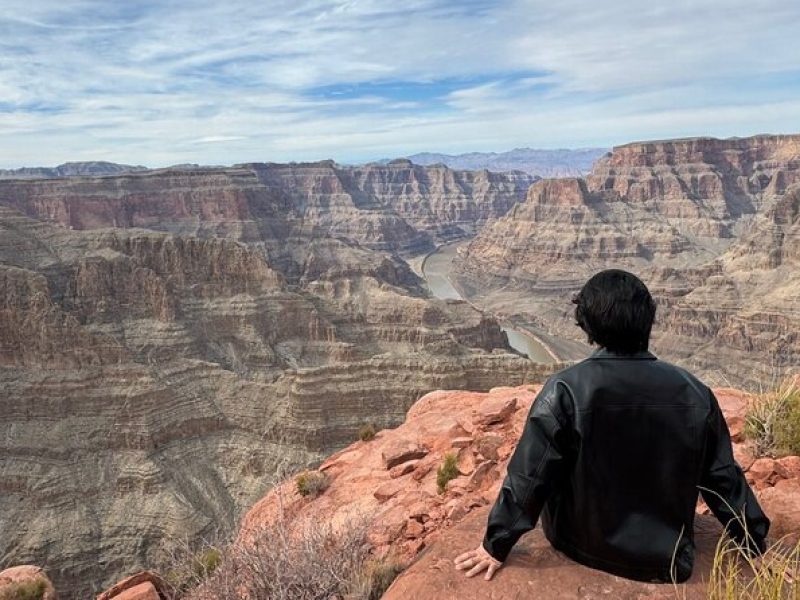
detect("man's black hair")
[572,269,656,354]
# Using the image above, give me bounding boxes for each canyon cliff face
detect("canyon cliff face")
[0,163,542,597]
[0,160,534,253]
[454,134,800,384]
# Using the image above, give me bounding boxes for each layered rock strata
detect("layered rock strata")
[0,161,534,253]
[454,134,800,384]
[0,161,540,597]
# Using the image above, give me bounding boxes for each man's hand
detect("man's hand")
[454,544,503,580]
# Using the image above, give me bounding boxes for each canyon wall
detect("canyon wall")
[0,161,534,253]
[454,134,800,384]
[0,163,541,597]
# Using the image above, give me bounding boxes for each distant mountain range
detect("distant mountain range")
[0,161,148,179]
[378,148,609,177]
[1,149,610,180]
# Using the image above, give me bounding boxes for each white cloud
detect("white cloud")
[0,0,798,167]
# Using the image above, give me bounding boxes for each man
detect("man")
[454,269,769,583]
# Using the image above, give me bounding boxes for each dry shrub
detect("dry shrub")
[182,515,401,600]
[436,452,458,494]
[745,379,800,457]
[154,478,404,600]
[295,470,331,497]
[358,423,377,442]
[0,580,46,600]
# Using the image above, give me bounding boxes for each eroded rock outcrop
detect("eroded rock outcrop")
[454,134,800,384]
[232,385,800,599]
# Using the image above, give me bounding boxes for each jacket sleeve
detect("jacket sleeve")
[482,378,570,562]
[699,389,770,555]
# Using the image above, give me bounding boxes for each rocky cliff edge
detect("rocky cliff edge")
[11,384,798,599]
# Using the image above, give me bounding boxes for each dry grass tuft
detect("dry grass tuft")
[707,535,799,599]
[745,379,800,457]
[349,557,405,600]
[691,487,800,599]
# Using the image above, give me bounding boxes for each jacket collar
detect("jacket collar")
[588,347,657,360]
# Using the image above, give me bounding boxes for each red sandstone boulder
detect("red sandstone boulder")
[381,439,429,469]
[473,392,518,428]
[383,509,724,600]
[374,480,405,502]
[389,459,419,478]
[475,433,503,460]
[456,447,476,475]
[96,571,168,600]
[778,455,800,479]
[468,460,498,491]
[111,583,159,600]
[747,457,784,489]
[758,478,800,543]
[0,566,56,600]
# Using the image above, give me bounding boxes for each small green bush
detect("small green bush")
[296,469,331,497]
[436,452,459,494]
[163,545,223,594]
[0,580,46,600]
[358,423,377,442]
[745,380,800,457]
[192,547,222,579]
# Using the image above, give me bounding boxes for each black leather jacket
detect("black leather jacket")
[483,348,770,583]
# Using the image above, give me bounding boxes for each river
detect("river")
[418,242,556,363]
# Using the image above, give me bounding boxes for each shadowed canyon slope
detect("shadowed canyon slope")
[0,162,546,597]
[453,134,800,385]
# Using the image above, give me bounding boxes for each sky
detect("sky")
[1,0,799,168]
